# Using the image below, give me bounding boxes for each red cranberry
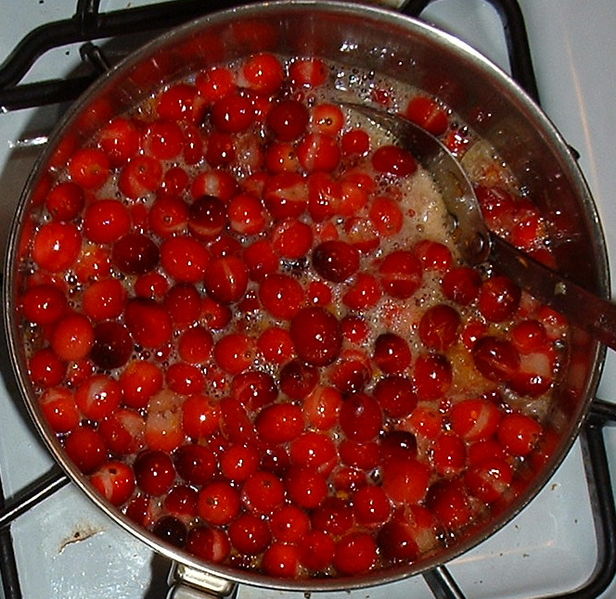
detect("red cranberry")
[279,359,319,400]
[472,336,520,382]
[312,240,360,283]
[418,304,461,351]
[133,450,176,496]
[339,393,382,442]
[174,444,217,486]
[290,306,342,366]
[379,250,423,298]
[90,321,133,370]
[111,233,160,275]
[267,99,309,141]
[373,333,412,374]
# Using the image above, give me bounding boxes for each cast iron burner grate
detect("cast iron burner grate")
[0,1,614,598]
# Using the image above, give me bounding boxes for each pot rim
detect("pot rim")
[3,0,608,593]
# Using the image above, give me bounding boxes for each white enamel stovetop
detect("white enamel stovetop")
[0,1,615,598]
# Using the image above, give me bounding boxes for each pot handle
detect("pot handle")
[166,562,237,599]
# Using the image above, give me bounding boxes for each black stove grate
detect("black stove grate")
[0,1,614,598]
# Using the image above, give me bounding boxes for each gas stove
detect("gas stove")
[0,1,615,598]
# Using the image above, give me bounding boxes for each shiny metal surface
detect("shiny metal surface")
[2,0,608,594]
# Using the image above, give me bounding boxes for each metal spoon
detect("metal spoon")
[347,103,616,349]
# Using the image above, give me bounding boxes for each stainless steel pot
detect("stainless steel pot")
[3,1,608,596]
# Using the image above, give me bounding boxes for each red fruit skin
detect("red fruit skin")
[290,306,342,366]
[312,240,360,283]
[124,299,172,349]
[379,250,423,299]
[339,393,382,442]
[333,533,377,575]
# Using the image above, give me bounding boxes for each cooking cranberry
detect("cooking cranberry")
[418,304,461,351]
[118,155,163,199]
[511,319,549,353]
[382,457,431,504]
[211,94,255,132]
[220,444,259,482]
[203,255,249,304]
[89,460,135,506]
[311,496,354,536]
[472,336,520,382]
[21,284,67,325]
[303,385,342,430]
[427,478,474,531]
[262,543,301,578]
[271,219,313,260]
[307,172,339,221]
[263,172,308,220]
[164,485,198,518]
[354,485,391,526]
[29,348,66,388]
[46,181,85,221]
[414,352,452,400]
[177,326,213,364]
[158,235,208,283]
[267,99,309,141]
[373,375,417,418]
[214,402,251,448]
[182,394,220,439]
[229,512,272,555]
[231,370,277,411]
[185,526,231,564]
[143,119,184,160]
[339,439,379,470]
[373,333,412,374]
[300,530,335,571]
[257,326,295,364]
[442,266,482,305]
[200,296,232,330]
[174,444,217,486]
[205,131,236,167]
[404,96,449,135]
[259,274,305,320]
[339,393,382,442]
[152,515,187,548]
[64,425,108,474]
[497,412,543,456]
[413,239,453,272]
[98,117,141,165]
[377,520,419,562]
[380,430,418,463]
[167,361,205,395]
[213,333,253,375]
[465,457,513,503]
[144,389,184,453]
[241,470,285,514]
[68,147,110,189]
[32,222,81,272]
[290,431,337,474]
[90,321,133,370]
[51,313,95,361]
[157,166,189,199]
[286,466,328,509]
[187,195,227,239]
[120,360,163,409]
[478,275,521,322]
[340,315,370,345]
[243,239,279,281]
[297,133,341,173]
[329,354,371,394]
[290,306,342,366]
[289,57,328,88]
[475,185,517,230]
[449,398,501,442]
[334,533,377,575]
[124,299,172,349]
[372,145,417,177]
[82,278,125,321]
[256,403,304,444]
[312,240,359,283]
[197,481,241,525]
[369,196,403,237]
[112,232,160,276]
[195,65,235,103]
[431,434,466,477]
[133,449,176,496]
[279,359,318,400]
[379,250,423,299]
[265,140,300,173]
[242,52,283,94]
[40,387,80,433]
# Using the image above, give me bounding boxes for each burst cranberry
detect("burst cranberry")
[40,387,80,433]
[90,461,135,506]
[263,172,308,219]
[279,359,318,400]
[465,458,513,503]
[373,375,417,417]
[442,266,482,305]
[99,409,145,456]
[197,481,241,525]
[373,333,412,374]
[472,336,520,382]
[297,133,341,172]
[68,147,110,189]
[449,398,501,442]
[478,275,521,322]
[379,250,423,299]
[187,195,227,239]
[312,240,359,283]
[418,304,461,351]
[404,96,449,135]
[303,385,342,430]
[203,255,248,304]
[185,526,231,564]
[290,306,342,366]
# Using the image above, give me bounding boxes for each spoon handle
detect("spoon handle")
[490,234,616,350]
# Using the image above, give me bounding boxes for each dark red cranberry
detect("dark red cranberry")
[472,336,521,382]
[152,515,187,548]
[188,195,228,239]
[373,333,412,374]
[90,321,133,370]
[279,359,319,400]
[312,240,360,283]
[339,393,382,442]
[290,306,342,366]
[373,375,417,418]
[174,444,218,486]
[112,233,160,274]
